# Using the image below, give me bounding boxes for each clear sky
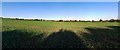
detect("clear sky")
[2,0,120,2]
[2,2,118,20]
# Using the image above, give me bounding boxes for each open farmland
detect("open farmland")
[2,18,120,48]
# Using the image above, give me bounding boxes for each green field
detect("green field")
[2,18,120,48]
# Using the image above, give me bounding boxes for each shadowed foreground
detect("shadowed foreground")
[81,26,120,48]
[2,30,44,48]
[41,29,86,48]
[2,26,120,48]
[2,29,86,48]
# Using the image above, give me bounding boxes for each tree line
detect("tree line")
[57,19,120,22]
[4,18,120,22]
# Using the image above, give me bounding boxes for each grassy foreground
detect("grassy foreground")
[2,18,120,48]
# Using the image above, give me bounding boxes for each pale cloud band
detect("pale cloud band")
[2,0,120,2]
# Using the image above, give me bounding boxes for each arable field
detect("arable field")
[2,18,120,48]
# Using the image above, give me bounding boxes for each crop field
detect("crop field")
[2,18,120,48]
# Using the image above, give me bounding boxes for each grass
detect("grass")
[2,18,120,48]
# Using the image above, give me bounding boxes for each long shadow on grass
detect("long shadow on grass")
[40,29,86,48]
[2,29,87,48]
[3,26,120,48]
[2,30,44,48]
[80,26,120,48]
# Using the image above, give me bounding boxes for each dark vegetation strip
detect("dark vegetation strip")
[2,18,120,22]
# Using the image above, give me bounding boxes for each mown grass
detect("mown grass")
[2,18,120,48]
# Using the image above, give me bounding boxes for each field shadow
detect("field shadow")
[2,29,87,48]
[41,29,86,48]
[2,30,44,48]
[3,26,119,48]
[80,26,120,48]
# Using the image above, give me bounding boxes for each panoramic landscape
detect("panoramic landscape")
[2,2,120,48]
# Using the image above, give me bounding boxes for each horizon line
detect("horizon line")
[2,17,119,21]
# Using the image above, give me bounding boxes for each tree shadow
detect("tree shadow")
[3,26,120,48]
[2,29,87,48]
[41,29,86,48]
[80,26,120,48]
[2,30,44,48]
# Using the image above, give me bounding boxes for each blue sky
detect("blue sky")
[0,2,2,17]
[2,0,120,2]
[2,2,118,20]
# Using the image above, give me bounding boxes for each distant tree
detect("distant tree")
[34,19,39,21]
[99,19,103,22]
[92,20,95,22]
[80,20,85,22]
[116,19,120,22]
[59,20,63,22]
[75,20,77,22]
[79,20,81,22]
[109,19,115,22]
[86,21,91,22]
[15,18,19,20]
[64,20,69,22]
